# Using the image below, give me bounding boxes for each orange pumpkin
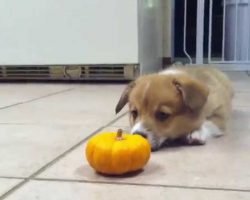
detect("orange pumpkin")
[85,129,151,175]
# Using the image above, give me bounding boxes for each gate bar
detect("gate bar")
[183,0,192,63]
[208,0,213,63]
[196,0,205,64]
[222,0,226,61]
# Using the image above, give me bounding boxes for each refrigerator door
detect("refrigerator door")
[0,0,138,65]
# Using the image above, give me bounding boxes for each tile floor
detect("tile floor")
[0,72,250,200]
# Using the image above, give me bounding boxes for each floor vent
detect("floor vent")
[81,65,124,80]
[0,66,3,78]
[0,64,138,80]
[4,66,50,79]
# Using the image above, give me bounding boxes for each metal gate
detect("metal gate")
[183,0,250,70]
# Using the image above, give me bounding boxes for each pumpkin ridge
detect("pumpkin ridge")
[99,133,117,173]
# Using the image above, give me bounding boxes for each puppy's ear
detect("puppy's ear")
[172,77,209,111]
[115,81,135,114]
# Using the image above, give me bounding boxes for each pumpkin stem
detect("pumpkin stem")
[116,129,123,140]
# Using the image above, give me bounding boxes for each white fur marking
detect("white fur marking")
[202,120,223,137]
[131,122,144,134]
[131,121,167,149]
[160,69,183,75]
[188,120,222,144]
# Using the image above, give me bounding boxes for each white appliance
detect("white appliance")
[0,0,163,80]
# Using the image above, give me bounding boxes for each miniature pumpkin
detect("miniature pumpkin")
[85,129,151,175]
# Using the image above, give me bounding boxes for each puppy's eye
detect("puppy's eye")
[155,111,170,122]
[131,110,138,119]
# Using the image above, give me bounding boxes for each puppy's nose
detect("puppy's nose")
[133,131,147,139]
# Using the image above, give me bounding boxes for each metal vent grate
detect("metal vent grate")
[4,66,50,79]
[81,65,125,80]
[0,66,3,78]
[0,64,138,80]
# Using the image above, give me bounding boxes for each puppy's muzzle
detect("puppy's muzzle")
[131,122,149,139]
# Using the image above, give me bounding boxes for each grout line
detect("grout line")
[233,105,250,108]
[0,176,25,180]
[22,88,75,104]
[32,177,250,193]
[0,88,75,111]
[234,91,250,93]
[0,112,127,200]
[0,180,28,199]
[233,106,250,110]
[0,123,37,125]
[109,125,129,128]
[29,112,127,179]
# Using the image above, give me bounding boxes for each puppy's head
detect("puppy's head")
[115,73,209,151]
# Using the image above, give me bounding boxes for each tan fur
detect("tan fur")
[179,66,233,132]
[116,66,233,141]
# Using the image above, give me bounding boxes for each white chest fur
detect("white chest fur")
[160,69,183,75]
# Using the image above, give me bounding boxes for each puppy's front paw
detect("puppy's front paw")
[186,129,206,145]
[185,120,223,145]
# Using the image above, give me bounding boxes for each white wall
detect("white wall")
[0,0,138,65]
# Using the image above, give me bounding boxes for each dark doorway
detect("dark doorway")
[174,0,223,61]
